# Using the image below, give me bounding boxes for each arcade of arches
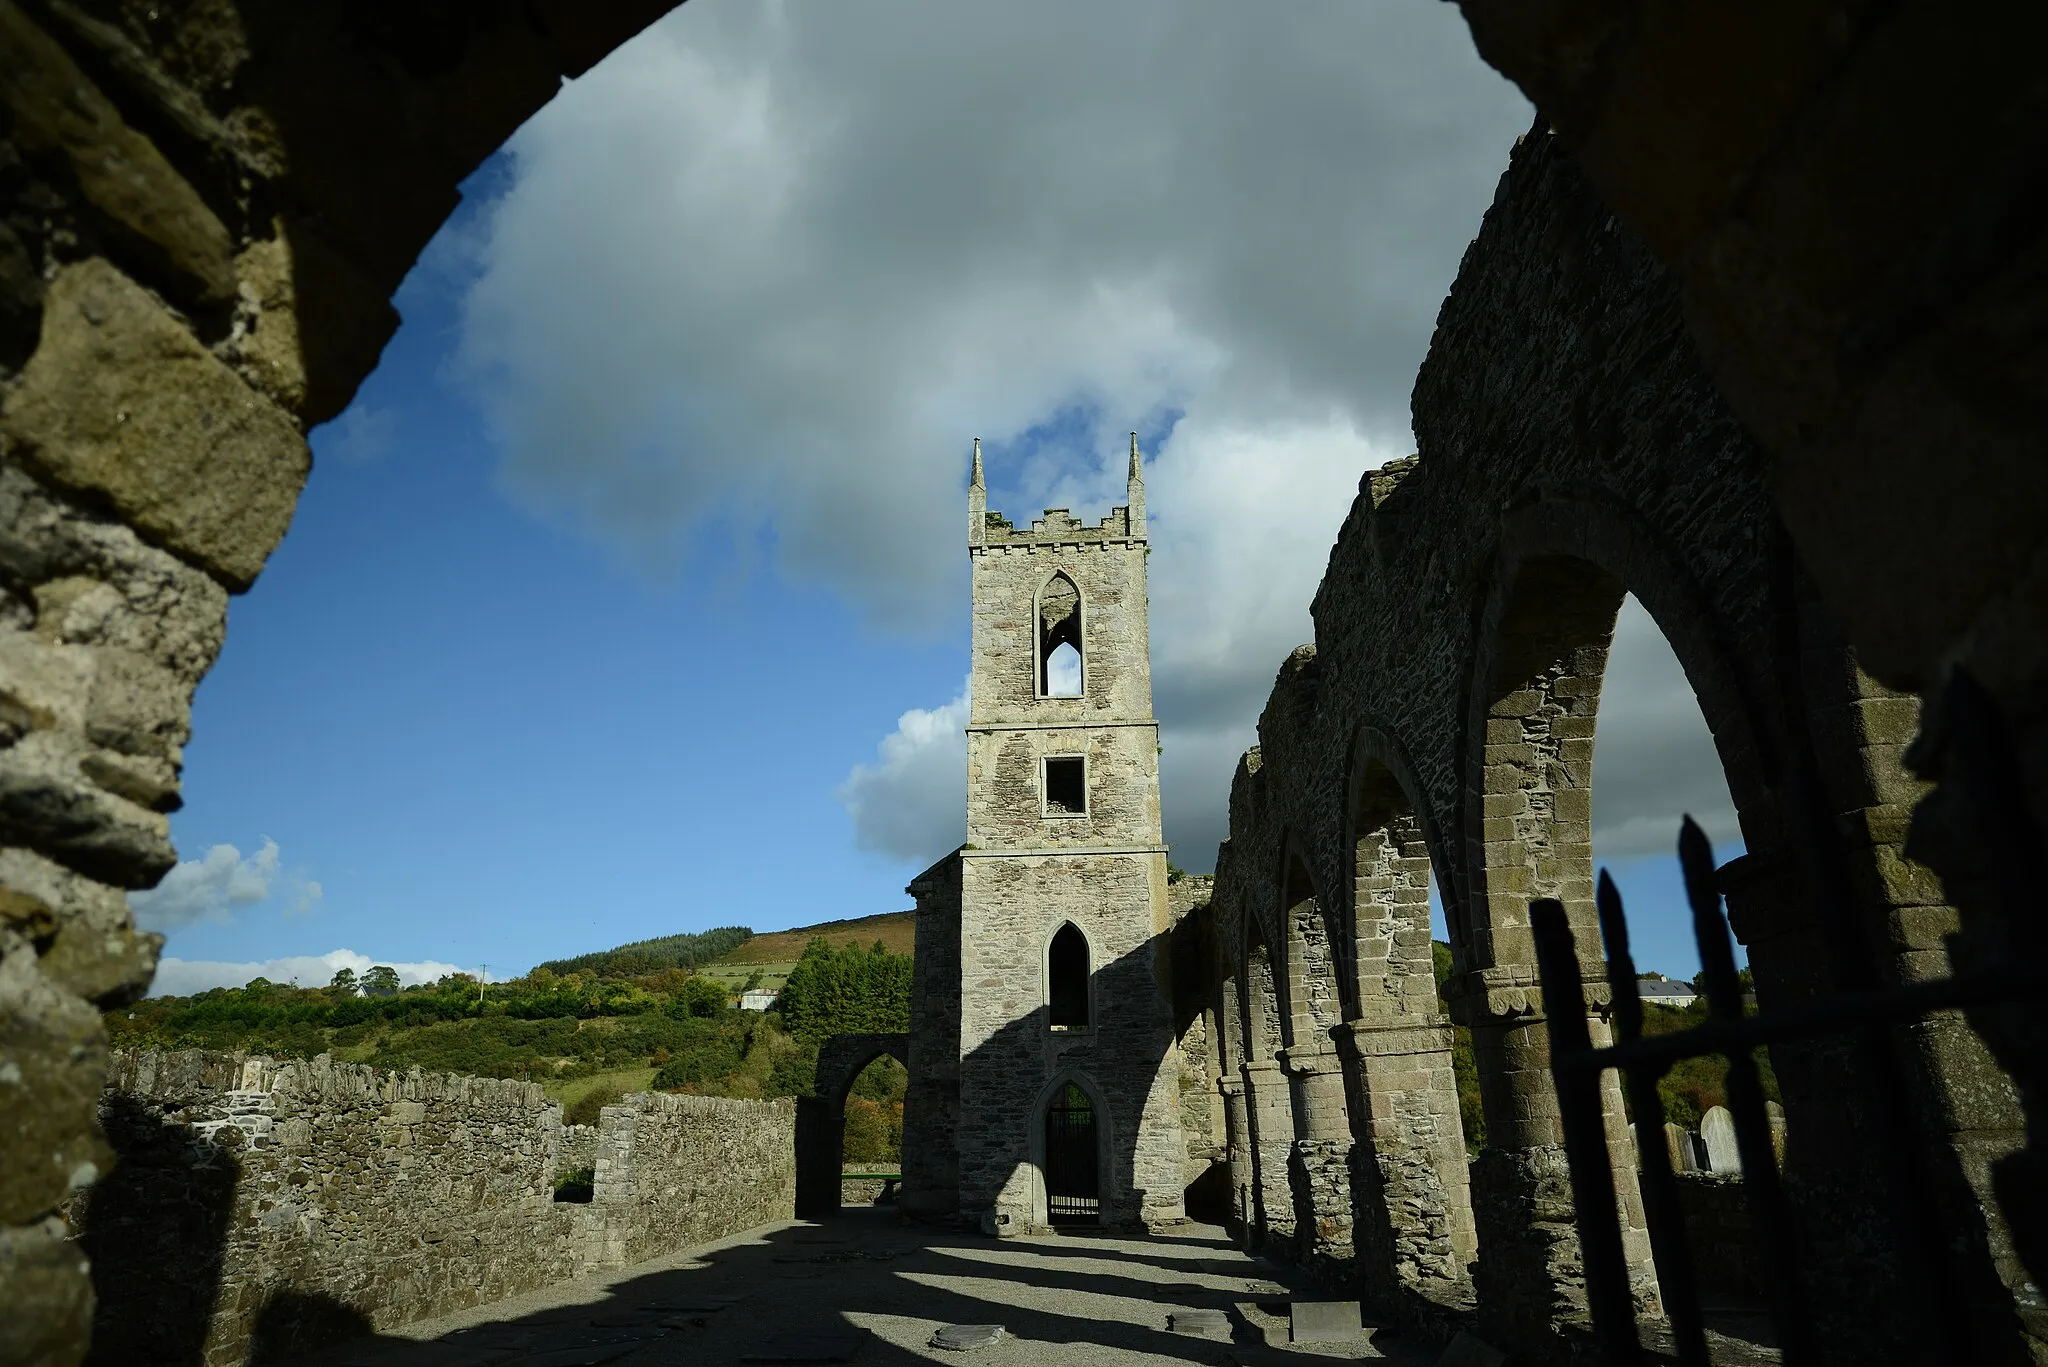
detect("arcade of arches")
[4,5,2047,1367]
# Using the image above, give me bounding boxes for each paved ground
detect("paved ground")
[290,1209,1442,1367]
[289,1209,1781,1367]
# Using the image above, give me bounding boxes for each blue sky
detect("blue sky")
[138,1,1741,993]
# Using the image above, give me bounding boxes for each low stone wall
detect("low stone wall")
[71,1050,795,1366]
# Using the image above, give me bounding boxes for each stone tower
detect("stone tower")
[953,435,1186,1233]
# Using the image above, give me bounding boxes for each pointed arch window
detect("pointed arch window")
[1048,922,1091,1029]
[1039,573,1083,697]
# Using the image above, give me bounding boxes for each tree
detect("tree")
[362,965,401,997]
[329,967,358,994]
[775,938,912,1043]
[676,977,727,1018]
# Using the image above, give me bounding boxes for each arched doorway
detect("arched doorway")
[798,1031,910,1217]
[1043,1081,1100,1225]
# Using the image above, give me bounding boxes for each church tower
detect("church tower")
[953,436,1185,1233]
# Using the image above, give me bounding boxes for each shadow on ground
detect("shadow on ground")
[276,1209,1779,1367]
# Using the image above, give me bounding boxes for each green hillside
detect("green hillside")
[712,911,914,963]
[535,925,753,978]
[110,922,918,1156]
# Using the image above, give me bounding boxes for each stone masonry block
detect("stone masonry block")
[2,259,309,591]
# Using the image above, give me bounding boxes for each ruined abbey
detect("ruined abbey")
[4,4,2047,1367]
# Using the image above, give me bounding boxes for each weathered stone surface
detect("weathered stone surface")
[1289,1300,1362,1343]
[930,1324,1004,1351]
[1182,124,2032,1367]
[1698,1107,1740,1176]
[0,1218,96,1367]
[0,933,111,1228]
[0,849,158,1006]
[937,449,1185,1234]
[1169,1309,1230,1339]
[73,1048,795,1366]
[0,3,235,305]
[1,259,309,591]
[0,460,229,889]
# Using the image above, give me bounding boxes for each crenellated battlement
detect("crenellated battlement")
[967,433,1148,548]
[978,504,1136,546]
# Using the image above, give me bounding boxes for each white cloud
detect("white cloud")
[837,679,970,864]
[147,950,481,998]
[450,0,1530,630]
[440,4,1722,873]
[1591,595,1742,861]
[128,839,323,932]
[1147,420,1394,864]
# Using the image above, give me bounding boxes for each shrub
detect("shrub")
[565,1082,625,1127]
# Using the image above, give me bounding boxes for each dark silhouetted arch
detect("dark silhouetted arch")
[1048,922,1090,1028]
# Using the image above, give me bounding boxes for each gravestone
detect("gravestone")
[1290,1301,1362,1343]
[1663,1122,1696,1172]
[1700,1106,1742,1174]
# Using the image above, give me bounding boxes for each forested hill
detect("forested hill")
[536,926,753,978]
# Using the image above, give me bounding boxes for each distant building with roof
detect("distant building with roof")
[1637,978,1699,1006]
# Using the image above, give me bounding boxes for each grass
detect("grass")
[695,962,797,993]
[543,1066,658,1110]
[710,911,915,964]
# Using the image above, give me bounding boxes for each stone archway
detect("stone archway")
[796,1031,909,1217]
[7,6,2048,1365]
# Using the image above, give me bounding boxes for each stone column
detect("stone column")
[1466,972,1658,1362]
[1219,1077,1255,1234]
[1337,1015,1477,1306]
[1282,1042,1355,1275]
[1242,1060,1297,1248]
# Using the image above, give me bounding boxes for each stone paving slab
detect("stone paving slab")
[1168,1310,1231,1339]
[1289,1303,1363,1344]
[930,1324,1006,1351]
[287,1212,1449,1367]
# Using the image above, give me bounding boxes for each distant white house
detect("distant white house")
[1637,978,1699,1005]
[739,987,780,1012]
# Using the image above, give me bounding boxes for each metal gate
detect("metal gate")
[1529,670,2042,1365]
[1045,1083,1100,1224]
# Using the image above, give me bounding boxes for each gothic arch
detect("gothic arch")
[1276,839,1343,1050]
[1043,919,1094,1030]
[1035,570,1085,697]
[799,1032,912,1217]
[1023,1069,1118,1227]
[1344,724,1457,1020]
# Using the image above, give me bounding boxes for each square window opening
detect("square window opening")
[1044,756,1087,816]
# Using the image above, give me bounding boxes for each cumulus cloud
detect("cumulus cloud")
[1591,595,1742,861]
[453,0,1529,624]
[837,679,971,863]
[128,838,321,932]
[148,950,481,999]
[1147,420,1397,863]
[454,0,1534,868]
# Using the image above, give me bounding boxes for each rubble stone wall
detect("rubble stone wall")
[1196,126,2034,1367]
[71,1048,793,1367]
